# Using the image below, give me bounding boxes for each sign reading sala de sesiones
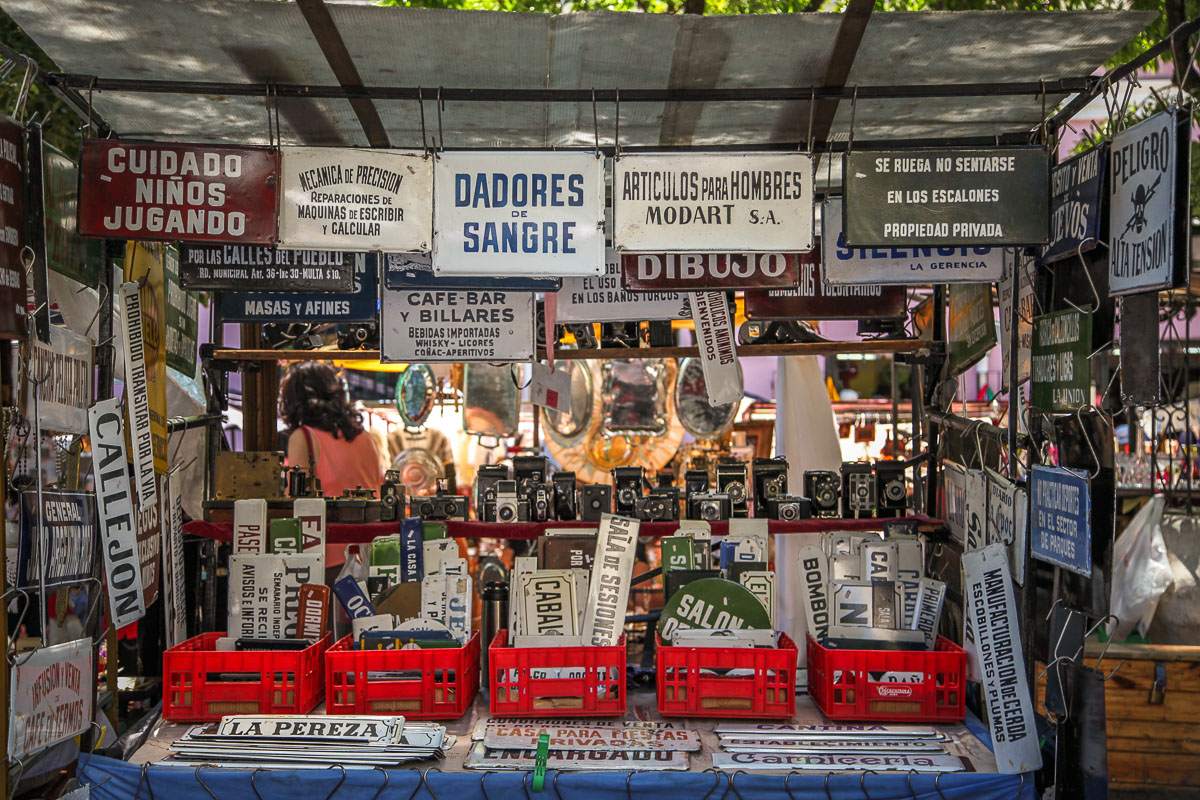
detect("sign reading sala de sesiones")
[180,244,356,292]
[842,148,1050,247]
[744,251,905,320]
[79,140,278,244]
[433,151,604,277]
[612,153,814,252]
[380,288,535,363]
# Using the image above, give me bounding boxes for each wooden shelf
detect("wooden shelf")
[210,339,932,362]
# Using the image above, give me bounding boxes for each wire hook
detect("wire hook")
[195,766,220,800]
[418,87,430,159]
[367,767,390,800]
[322,765,347,800]
[614,88,621,159]
[250,768,267,800]
[860,770,878,800]
[591,89,600,154]
[436,87,445,151]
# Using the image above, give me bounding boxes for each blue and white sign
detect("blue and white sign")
[383,252,560,292]
[219,254,376,323]
[1040,144,1105,264]
[1030,464,1091,576]
[822,197,1005,285]
[433,151,605,277]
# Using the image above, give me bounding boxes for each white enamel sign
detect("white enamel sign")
[999,255,1034,388]
[963,544,1041,774]
[712,752,964,771]
[581,514,639,646]
[434,151,604,276]
[691,290,743,406]
[613,152,814,252]
[233,498,267,554]
[279,147,433,252]
[557,248,691,323]
[822,197,1005,285]
[227,554,322,639]
[381,287,534,363]
[163,469,187,646]
[483,722,700,752]
[26,325,92,434]
[119,282,157,508]
[88,397,146,628]
[9,638,93,760]
[943,460,967,545]
[798,545,830,641]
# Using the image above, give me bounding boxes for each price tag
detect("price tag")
[530,362,571,413]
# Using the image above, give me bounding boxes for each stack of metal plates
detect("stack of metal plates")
[465,718,697,772]
[712,722,968,772]
[163,715,453,768]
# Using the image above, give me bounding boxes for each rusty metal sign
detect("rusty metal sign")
[621,252,799,291]
[744,250,905,320]
[78,139,278,244]
[179,244,356,292]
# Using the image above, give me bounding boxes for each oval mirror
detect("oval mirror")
[544,359,594,447]
[675,357,739,440]
[462,363,520,439]
[395,364,436,429]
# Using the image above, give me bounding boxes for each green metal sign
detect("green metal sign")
[946,283,996,377]
[657,577,771,644]
[43,143,101,287]
[1031,306,1092,411]
[163,246,199,377]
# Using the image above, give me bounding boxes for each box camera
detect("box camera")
[552,471,577,521]
[841,462,875,519]
[613,466,645,517]
[495,480,521,524]
[474,464,510,523]
[684,469,710,497]
[804,470,841,519]
[766,494,813,522]
[637,487,679,522]
[752,457,789,518]
[580,484,612,522]
[716,462,750,518]
[410,491,469,521]
[513,455,548,499]
[688,491,732,522]
[380,469,405,522]
[528,482,554,523]
[874,461,908,518]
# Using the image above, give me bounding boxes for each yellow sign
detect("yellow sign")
[123,242,169,475]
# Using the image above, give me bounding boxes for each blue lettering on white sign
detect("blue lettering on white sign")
[1030,464,1092,576]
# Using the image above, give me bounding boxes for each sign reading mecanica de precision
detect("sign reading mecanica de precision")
[1030,306,1092,412]
[843,148,1050,247]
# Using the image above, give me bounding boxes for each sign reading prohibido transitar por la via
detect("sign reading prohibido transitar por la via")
[433,151,604,277]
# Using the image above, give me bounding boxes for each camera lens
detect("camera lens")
[499,505,515,522]
[701,503,720,521]
[419,502,434,516]
[780,504,799,521]
[727,482,746,503]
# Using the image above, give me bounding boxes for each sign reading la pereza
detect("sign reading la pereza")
[612,153,814,252]
[1041,144,1106,264]
[621,252,799,292]
[79,140,278,243]
[821,198,1005,285]
[842,148,1050,247]
[433,151,604,277]
[744,250,905,320]
[179,244,356,292]
[380,287,535,363]
[278,147,433,252]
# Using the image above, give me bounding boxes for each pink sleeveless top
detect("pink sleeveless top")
[302,425,384,498]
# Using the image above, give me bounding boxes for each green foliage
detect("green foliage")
[0,9,83,158]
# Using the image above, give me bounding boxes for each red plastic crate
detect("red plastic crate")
[656,632,798,718]
[326,632,479,719]
[807,634,966,723]
[488,629,626,717]
[163,632,330,722]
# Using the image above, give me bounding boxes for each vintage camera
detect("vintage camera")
[528,483,554,523]
[874,461,908,518]
[684,469,710,498]
[552,471,577,521]
[688,491,731,522]
[613,466,645,517]
[495,480,521,524]
[513,455,548,499]
[410,490,469,521]
[804,470,841,519]
[580,484,612,522]
[841,462,876,519]
[752,457,789,519]
[716,462,750,518]
[380,469,405,522]
[766,494,813,522]
[474,464,510,523]
[637,487,679,522]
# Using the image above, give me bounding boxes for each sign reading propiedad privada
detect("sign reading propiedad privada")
[612,153,813,252]
[843,148,1049,247]
[1041,144,1106,264]
[1030,464,1091,577]
[380,288,535,363]
[433,151,604,277]
[1030,306,1092,412]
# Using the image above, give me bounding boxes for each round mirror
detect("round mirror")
[390,447,444,494]
[395,364,436,429]
[544,360,594,446]
[674,357,739,440]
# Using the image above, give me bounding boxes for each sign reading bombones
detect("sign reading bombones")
[612,153,813,252]
[279,147,433,252]
[180,245,355,292]
[744,251,905,320]
[434,151,604,277]
[622,252,800,291]
[557,250,690,323]
[842,148,1050,247]
[1041,145,1106,264]
[79,140,278,243]
[1031,306,1091,412]
[381,288,534,363]
[1108,108,1190,295]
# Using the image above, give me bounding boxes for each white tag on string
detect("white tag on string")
[530,362,571,413]
[690,290,744,407]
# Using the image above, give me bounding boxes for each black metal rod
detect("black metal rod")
[166,413,224,433]
[927,408,1030,447]
[0,43,113,137]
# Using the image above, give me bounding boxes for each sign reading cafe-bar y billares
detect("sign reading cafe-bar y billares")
[842,148,1049,247]
[613,153,813,252]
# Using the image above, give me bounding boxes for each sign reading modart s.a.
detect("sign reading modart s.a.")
[179,244,356,292]
[557,249,690,323]
[744,250,905,320]
[278,147,433,252]
[433,151,604,277]
[621,252,800,292]
[1109,108,1190,295]
[843,148,1049,247]
[612,152,814,252]
[218,255,375,323]
[380,288,534,363]
[78,140,278,244]
[1041,144,1106,264]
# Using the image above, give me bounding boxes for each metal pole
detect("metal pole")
[1007,251,1020,481]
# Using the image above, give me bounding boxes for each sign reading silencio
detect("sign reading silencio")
[622,252,800,291]
[744,249,905,320]
[612,153,814,252]
[1041,144,1106,264]
[79,140,278,244]
[1031,306,1092,412]
[278,147,433,252]
[380,287,535,363]
[179,244,356,292]
[842,148,1050,247]
[0,114,24,339]
[433,151,604,277]
[1109,108,1190,295]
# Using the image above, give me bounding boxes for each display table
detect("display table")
[76,693,1032,800]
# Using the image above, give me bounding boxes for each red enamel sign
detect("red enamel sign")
[744,250,906,320]
[621,252,800,291]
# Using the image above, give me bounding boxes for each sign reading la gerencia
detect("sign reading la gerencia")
[179,244,356,292]
[843,148,1050,247]
[1031,306,1092,412]
[218,255,375,323]
[1030,465,1092,577]
[1041,144,1106,264]
[380,287,534,363]
[433,151,604,277]
[612,152,814,252]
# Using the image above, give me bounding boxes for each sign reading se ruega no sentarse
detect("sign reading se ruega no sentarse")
[843,148,1049,247]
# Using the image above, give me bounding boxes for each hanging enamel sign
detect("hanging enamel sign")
[383,252,560,292]
[1041,144,1106,264]
[8,638,93,760]
[998,254,1034,389]
[380,287,534,363]
[744,250,906,320]
[581,515,639,646]
[1030,464,1091,577]
[16,490,96,590]
[0,114,25,339]
[612,152,813,252]
[691,290,743,406]
[946,283,996,376]
[1031,306,1092,412]
[179,244,356,292]
[218,254,376,323]
[621,252,800,291]
[25,325,92,434]
[558,249,690,322]
[118,281,157,508]
[433,151,604,277]
[942,460,967,546]
[278,147,432,252]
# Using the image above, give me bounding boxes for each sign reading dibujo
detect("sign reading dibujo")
[380,288,534,363]
[1031,306,1092,412]
[1041,144,1105,264]
[1030,465,1092,576]
[843,148,1050,247]
[219,255,375,323]
[612,153,814,252]
[622,252,800,291]
[434,151,604,277]
[180,245,355,292]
